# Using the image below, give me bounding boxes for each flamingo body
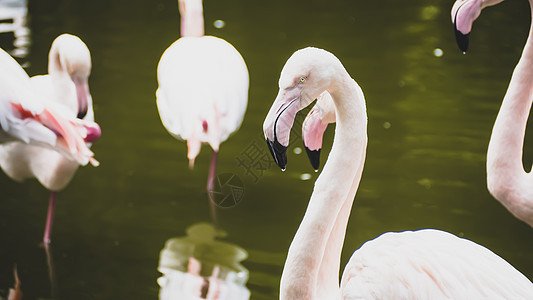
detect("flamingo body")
[0,47,55,145]
[0,141,82,191]
[156,35,248,161]
[342,229,533,299]
[0,47,96,166]
[0,33,98,191]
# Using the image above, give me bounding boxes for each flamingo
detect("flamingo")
[302,91,336,171]
[263,47,533,299]
[0,33,100,244]
[0,46,96,164]
[453,0,533,227]
[156,0,249,222]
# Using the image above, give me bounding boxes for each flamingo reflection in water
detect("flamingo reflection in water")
[7,264,22,300]
[158,223,250,300]
[156,0,249,224]
[0,0,30,59]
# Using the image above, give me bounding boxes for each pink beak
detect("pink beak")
[73,76,90,119]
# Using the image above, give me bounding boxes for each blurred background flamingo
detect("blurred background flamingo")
[453,0,533,227]
[0,46,96,163]
[0,33,100,244]
[156,0,249,224]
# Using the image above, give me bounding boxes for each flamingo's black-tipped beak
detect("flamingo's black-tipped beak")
[266,138,287,171]
[304,146,321,172]
[73,76,90,119]
[453,7,470,53]
[454,22,470,53]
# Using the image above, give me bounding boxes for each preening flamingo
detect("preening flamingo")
[263,47,533,299]
[0,46,96,164]
[302,91,335,171]
[453,0,533,227]
[0,34,100,244]
[156,0,248,222]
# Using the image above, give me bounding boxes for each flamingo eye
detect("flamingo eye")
[299,77,306,83]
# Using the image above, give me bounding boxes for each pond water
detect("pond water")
[0,0,532,299]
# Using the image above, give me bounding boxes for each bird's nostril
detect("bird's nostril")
[202,120,208,133]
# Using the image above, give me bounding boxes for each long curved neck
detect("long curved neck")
[486,0,533,224]
[280,73,368,299]
[48,45,68,80]
[49,45,60,75]
[47,46,77,110]
[179,0,204,37]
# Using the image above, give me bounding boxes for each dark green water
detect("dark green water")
[0,0,532,299]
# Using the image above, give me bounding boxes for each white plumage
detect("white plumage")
[342,229,533,299]
[0,46,96,166]
[157,35,248,160]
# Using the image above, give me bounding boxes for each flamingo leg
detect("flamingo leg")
[207,150,218,227]
[42,191,58,297]
[43,242,57,298]
[43,191,57,245]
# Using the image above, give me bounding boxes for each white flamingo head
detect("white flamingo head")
[49,33,92,119]
[263,47,343,170]
[452,0,504,53]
